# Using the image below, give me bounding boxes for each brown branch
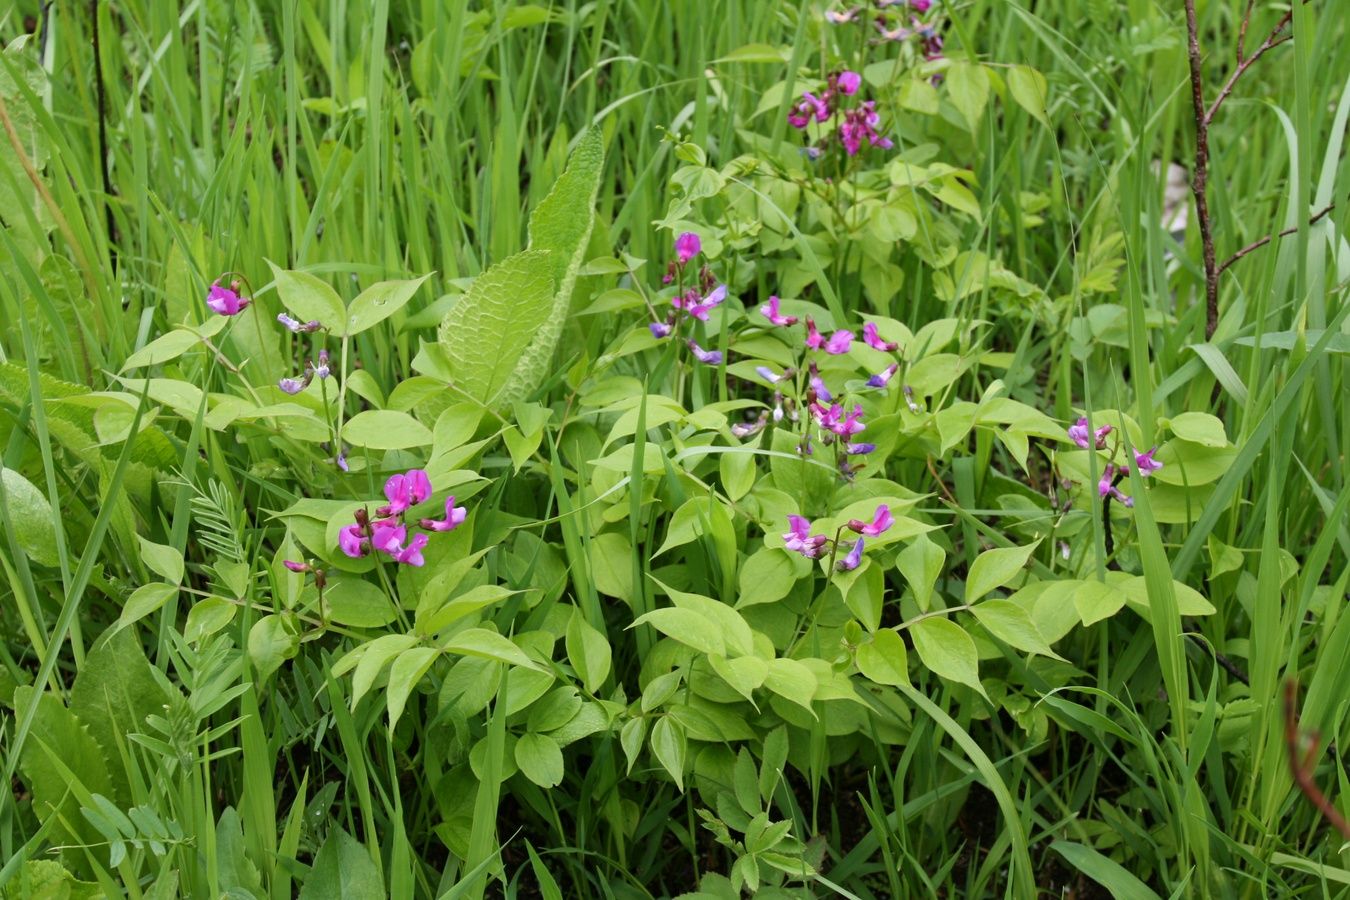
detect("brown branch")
[1217,202,1337,277]
[1184,0,1221,340]
[1205,11,1294,125]
[1236,0,1257,64]
[1284,679,1350,839]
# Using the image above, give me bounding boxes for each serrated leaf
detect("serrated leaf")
[437,249,556,406]
[344,275,430,336]
[910,618,986,698]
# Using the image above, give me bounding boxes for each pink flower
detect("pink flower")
[863,322,899,351]
[824,330,854,355]
[1067,417,1112,450]
[339,523,367,558]
[206,283,249,316]
[1133,447,1163,476]
[867,363,899,388]
[370,521,407,555]
[686,284,727,321]
[393,533,429,567]
[840,101,893,155]
[910,0,933,11]
[377,470,433,518]
[837,71,862,95]
[788,92,830,129]
[783,515,828,558]
[848,504,893,536]
[759,295,798,326]
[810,401,842,431]
[1098,464,1133,507]
[810,374,833,403]
[805,317,826,350]
[675,232,702,265]
[277,312,322,333]
[837,538,865,571]
[649,321,673,339]
[283,560,309,573]
[826,8,859,23]
[846,441,875,455]
[420,496,468,532]
[278,377,307,395]
[837,404,866,437]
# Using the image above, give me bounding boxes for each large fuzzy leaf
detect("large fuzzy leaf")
[437,250,555,407]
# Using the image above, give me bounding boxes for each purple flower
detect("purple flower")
[810,374,833,403]
[420,496,467,533]
[824,330,854,355]
[338,523,367,558]
[377,469,432,518]
[805,317,825,350]
[810,401,841,432]
[675,232,702,265]
[846,442,875,455]
[788,92,830,129]
[313,349,331,380]
[759,295,798,326]
[731,416,768,439]
[687,340,723,365]
[1068,417,1112,450]
[394,532,429,567]
[863,322,899,352]
[1098,464,1133,507]
[848,504,893,536]
[370,521,407,555]
[206,283,249,316]
[875,21,912,41]
[278,377,307,395]
[650,321,673,339]
[840,101,893,155]
[278,312,322,333]
[837,538,865,571]
[757,366,784,384]
[837,404,866,437]
[910,0,933,11]
[687,284,727,321]
[826,8,859,23]
[867,363,899,388]
[283,560,309,573]
[336,451,350,472]
[1134,447,1163,476]
[783,515,828,558]
[837,71,862,95]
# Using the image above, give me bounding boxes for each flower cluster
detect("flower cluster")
[786,69,892,158]
[781,503,893,571]
[337,469,466,568]
[649,232,728,367]
[863,1,945,61]
[1066,416,1163,508]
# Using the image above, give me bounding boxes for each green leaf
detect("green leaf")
[515,733,565,788]
[117,582,179,630]
[947,61,990,133]
[964,541,1037,603]
[248,614,299,682]
[344,275,430,336]
[13,686,115,850]
[650,716,687,790]
[386,646,439,729]
[185,597,236,642]
[566,609,612,693]
[855,628,910,687]
[761,658,817,714]
[736,549,798,609]
[268,263,347,330]
[620,716,646,775]
[910,618,986,698]
[500,130,606,405]
[325,578,399,628]
[437,249,556,407]
[298,826,386,900]
[1165,411,1227,447]
[1050,841,1161,900]
[342,410,433,450]
[971,599,1062,658]
[630,607,726,656]
[417,584,516,635]
[1,467,60,566]
[897,533,944,612]
[136,536,184,584]
[652,578,755,656]
[1007,65,1050,126]
[442,628,542,670]
[1072,580,1129,626]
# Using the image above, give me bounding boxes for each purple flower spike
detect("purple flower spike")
[863,322,899,352]
[867,363,899,388]
[824,330,854,355]
[278,377,306,395]
[421,496,468,533]
[650,321,673,339]
[394,533,429,567]
[837,538,865,571]
[206,283,249,316]
[848,504,893,536]
[675,232,702,265]
[837,71,862,95]
[338,523,367,558]
[759,295,798,327]
[846,442,875,455]
[283,560,309,573]
[1134,447,1163,476]
[687,340,723,366]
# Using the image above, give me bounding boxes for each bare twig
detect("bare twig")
[1284,679,1350,839]
[1205,11,1294,125]
[1183,0,1221,340]
[1216,201,1337,277]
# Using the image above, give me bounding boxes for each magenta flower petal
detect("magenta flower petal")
[863,322,899,352]
[1134,447,1163,476]
[421,496,468,533]
[867,363,899,388]
[805,317,826,350]
[207,283,249,316]
[687,340,723,366]
[1067,417,1091,448]
[824,330,854,355]
[759,295,798,327]
[338,523,367,558]
[406,470,432,505]
[837,70,862,95]
[283,560,309,573]
[675,232,702,265]
[395,532,429,567]
[371,522,407,555]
